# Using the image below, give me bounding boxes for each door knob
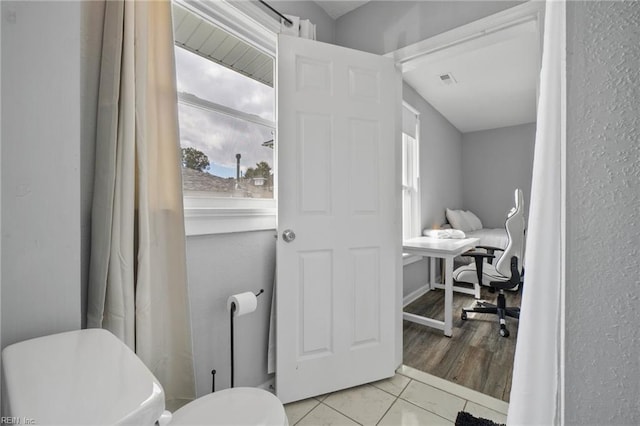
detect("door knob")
[282,229,296,243]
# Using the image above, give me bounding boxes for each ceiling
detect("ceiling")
[314,0,540,133]
[402,19,541,133]
[314,1,370,19]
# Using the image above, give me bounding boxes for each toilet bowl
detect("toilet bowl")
[172,387,286,425]
[1,329,288,426]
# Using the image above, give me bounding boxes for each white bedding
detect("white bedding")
[466,228,509,249]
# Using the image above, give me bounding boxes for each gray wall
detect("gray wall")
[404,83,463,230]
[401,82,463,297]
[1,1,82,349]
[186,231,277,396]
[335,1,524,55]
[268,0,335,44]
[461,123,536,228]
[402,259,430,299]
[566,1,639,424]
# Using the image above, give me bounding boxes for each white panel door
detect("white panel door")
[276,35,402,404]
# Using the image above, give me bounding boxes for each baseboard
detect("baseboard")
[403,284,430,308]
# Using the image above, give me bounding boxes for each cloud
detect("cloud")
[175,47,275,178]
[175,47,274,119]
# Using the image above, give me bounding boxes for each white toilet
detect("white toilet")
[1,329,288,426]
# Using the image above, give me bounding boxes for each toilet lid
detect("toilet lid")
[171,387,288,426]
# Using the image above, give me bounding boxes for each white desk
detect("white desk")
[402,236,480,337]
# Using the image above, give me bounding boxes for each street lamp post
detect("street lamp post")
[235,153,241,189]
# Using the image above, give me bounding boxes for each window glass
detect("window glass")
[175,47,274,121]
[402,133,419,239]
[174,42,275,199]
[178,103,274,198]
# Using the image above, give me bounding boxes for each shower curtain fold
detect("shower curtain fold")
[87,0,196,411]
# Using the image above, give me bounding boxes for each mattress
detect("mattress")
[466,228,509,249]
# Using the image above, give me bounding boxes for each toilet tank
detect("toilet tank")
[1,329,165,425]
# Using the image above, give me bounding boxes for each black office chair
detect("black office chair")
[453,189,525,337]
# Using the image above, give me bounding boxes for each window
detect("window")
[402,132,420,240]
[402,103,421,240]
[402,104,421,265]
[172,1,277,234]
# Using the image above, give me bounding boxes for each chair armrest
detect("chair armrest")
[475,245,503,264]
[477,245,504,252]
[461,251,495,260]
[461,251,493,287]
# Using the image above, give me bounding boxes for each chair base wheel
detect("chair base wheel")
[461,311,467,320]
[499,328,510,338]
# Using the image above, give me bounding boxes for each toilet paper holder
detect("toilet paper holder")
[228,289,264,389]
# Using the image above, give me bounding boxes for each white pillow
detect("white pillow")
[446,208,472,231]
[464,210,483,231]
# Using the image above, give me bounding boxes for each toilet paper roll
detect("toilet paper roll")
[227,292,258,317]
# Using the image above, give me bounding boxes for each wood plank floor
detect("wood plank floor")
[403,285,521,402]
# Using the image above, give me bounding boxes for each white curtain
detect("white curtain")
[87,0,195,411]
[508,1,565,424]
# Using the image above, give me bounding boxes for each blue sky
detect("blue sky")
[209,163,236,179]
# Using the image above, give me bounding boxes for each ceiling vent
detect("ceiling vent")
[438,72,457,86]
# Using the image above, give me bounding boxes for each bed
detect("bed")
[440,208,510,264]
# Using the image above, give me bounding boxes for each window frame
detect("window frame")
[401,102,422,265]
[174,0,278,236]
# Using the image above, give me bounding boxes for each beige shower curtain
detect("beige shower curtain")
[87,0,195,410]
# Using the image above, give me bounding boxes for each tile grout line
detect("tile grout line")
[397,374,482,424]
[397,368,508,415]
[374,378,412,426]
[317,400,364,425]
[397,395,458,424]
[375,394,400,426]
[291,373,504,425]
[291,399,321,426]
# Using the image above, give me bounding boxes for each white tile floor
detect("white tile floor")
[284,365,508,425]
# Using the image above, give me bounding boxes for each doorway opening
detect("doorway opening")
[393,1,544,402]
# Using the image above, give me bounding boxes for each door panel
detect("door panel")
[276,34,401,403]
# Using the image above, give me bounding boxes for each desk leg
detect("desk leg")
[429,257,436,290]
[444,255,454,337]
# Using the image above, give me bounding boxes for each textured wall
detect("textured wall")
[461,123,536,228]
[566,1,640,424]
